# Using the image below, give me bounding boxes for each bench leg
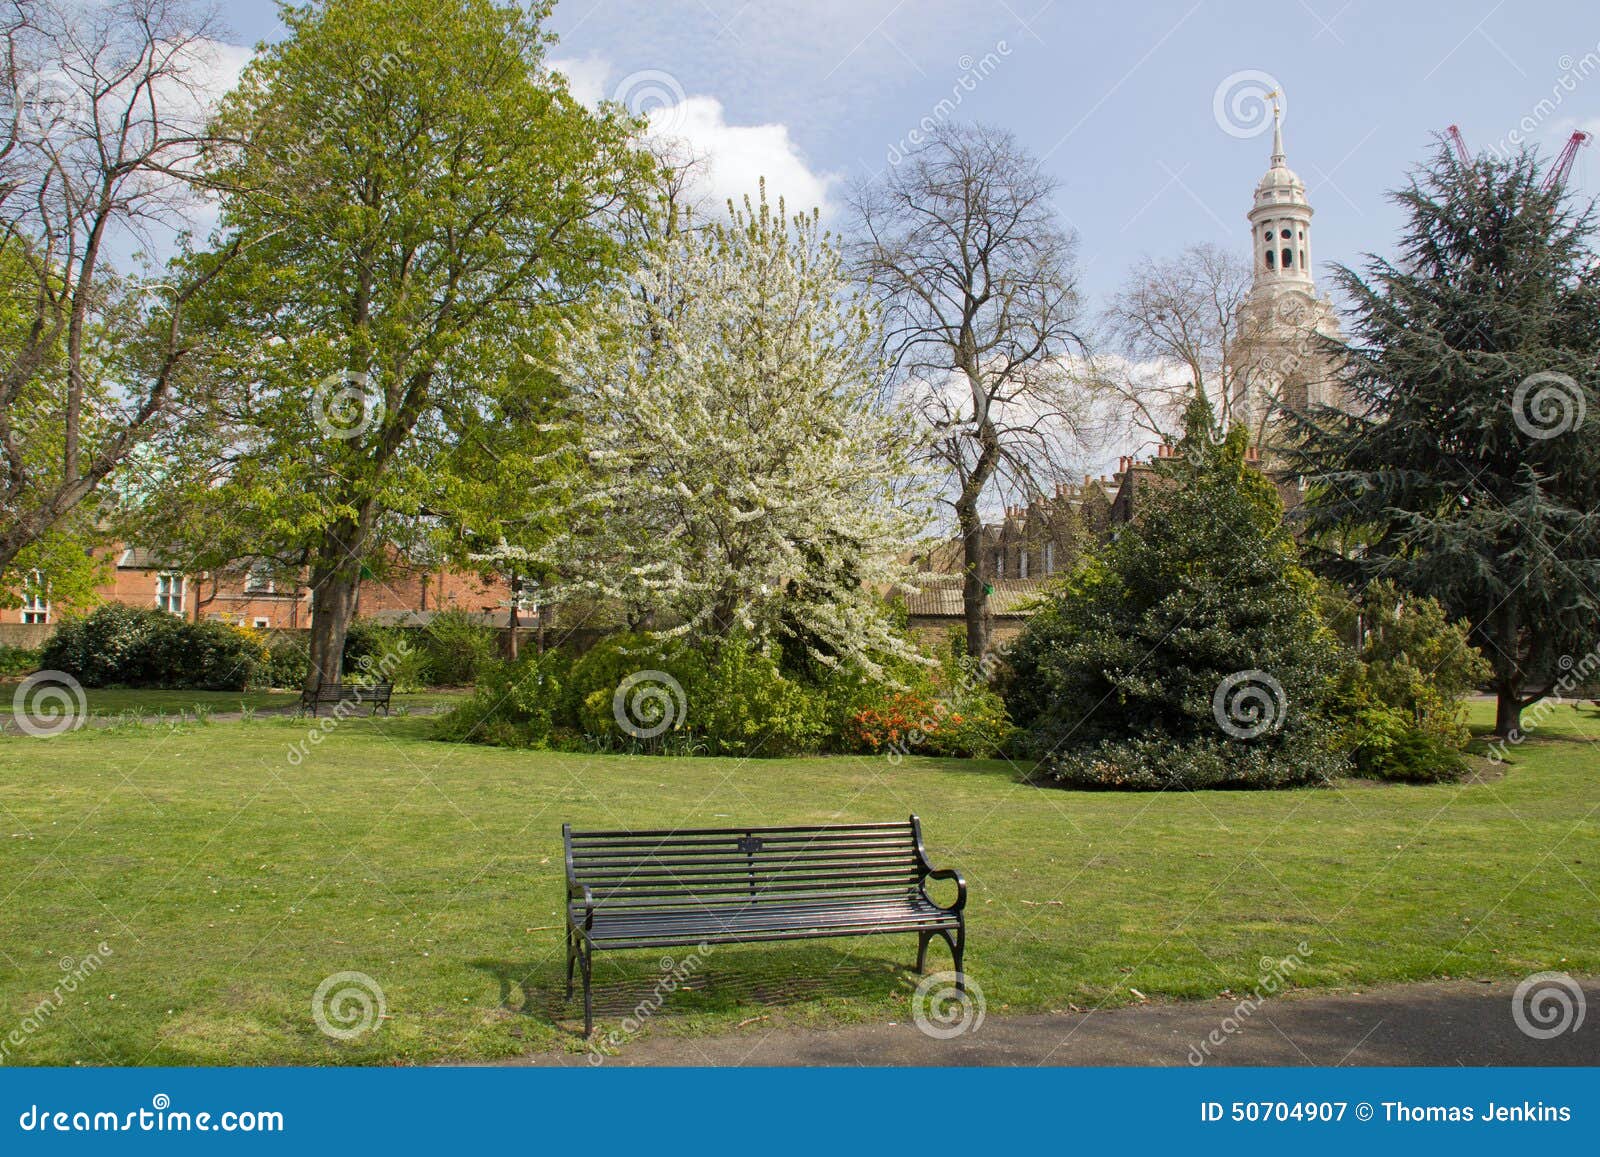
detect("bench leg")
[915,931,933,974]
[580,944,594,1037]
[564,926,575,999]
[952,924,966,992]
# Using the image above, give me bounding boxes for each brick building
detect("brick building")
[4,544,516,631]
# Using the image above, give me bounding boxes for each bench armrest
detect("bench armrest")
[921,866,967,914]
[567,883,595,929]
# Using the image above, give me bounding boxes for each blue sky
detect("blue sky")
[218,0,1600,306]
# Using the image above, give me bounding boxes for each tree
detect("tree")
[1006,394,1345,789]
[1095,243,1255,443]
[850,122,1089,659]
[551,186,929,677]
[1292,145,1600,737]
[0,0,234,575]
[157,0,649,692]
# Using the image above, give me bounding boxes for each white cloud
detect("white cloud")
[661,95,837,218]
[549,54,610,107]
[550,56,837,218]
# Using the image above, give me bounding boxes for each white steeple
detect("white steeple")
[1248,94,1314,293]
[1230,94,1349,438]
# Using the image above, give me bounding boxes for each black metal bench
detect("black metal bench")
[301,681,393,717]
[562,816,966,1035]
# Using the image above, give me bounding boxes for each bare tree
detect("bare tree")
[1095,242,1254,444]
[850,122,1088,658]
[0,0,234,575]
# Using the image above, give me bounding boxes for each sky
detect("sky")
[213,0,1600,308]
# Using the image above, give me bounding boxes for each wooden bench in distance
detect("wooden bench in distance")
[300,681,393,718]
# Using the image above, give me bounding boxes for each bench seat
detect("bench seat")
[579,894,961,947]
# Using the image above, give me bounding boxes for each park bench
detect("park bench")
[300,681,393,717]
[562,816,966,1035]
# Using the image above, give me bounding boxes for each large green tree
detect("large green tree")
[1292,145,1600,737]
[153,0,649,690]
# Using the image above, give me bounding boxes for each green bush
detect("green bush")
[1340,701,1469,784]
[0,645,39,677]
[1006,399,1345,790]
[1043,730,1348,790]
[418,610,499,686]
[435,650,565,748]
[1323,580,1489,782]
[692,636,832,756]
[341,621,428,691]
[260,633,310,689]
[39,605,263,690]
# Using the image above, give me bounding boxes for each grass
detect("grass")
[0,686,470,719]
[0,700,1596,1065]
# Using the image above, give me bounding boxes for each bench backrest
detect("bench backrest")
[306,682,391,702]
[564,819,930,911]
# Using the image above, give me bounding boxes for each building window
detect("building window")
[1265,249,1275,270]
[155,572,186,615]
[20,569,49,624]
[1300,248,1307,269]
[1281,248,1293,268]
[253,617,270,629]
[1019,549,1029,580]
[245,561,274,594]
[1044,541,1055,575]
[1280,228,1291,239]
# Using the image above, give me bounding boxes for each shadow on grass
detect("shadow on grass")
[470,943,920,1036]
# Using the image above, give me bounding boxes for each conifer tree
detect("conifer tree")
[1293,145,1600,736]
[1007,395,1343,789]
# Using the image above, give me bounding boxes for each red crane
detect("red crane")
[1542,130,1591,191]
[1445,124,1471,165]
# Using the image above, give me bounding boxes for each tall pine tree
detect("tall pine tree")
[1293,144,1600,737]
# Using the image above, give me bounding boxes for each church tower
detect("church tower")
[1230,98,1345,441]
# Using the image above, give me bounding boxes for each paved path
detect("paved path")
[519,977,1598,1066]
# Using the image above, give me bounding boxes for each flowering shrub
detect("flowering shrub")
[846,691,943,754]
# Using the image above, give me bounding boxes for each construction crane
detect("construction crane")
[1542,130,1591,191]
[1445,124,1471,165]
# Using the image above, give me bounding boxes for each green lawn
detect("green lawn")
[0,701,1595,1065]
[0,686,469,719]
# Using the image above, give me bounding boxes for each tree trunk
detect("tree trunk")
[304,522,368,694]
[955,489,990,659]
[1493,685,1522,740]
